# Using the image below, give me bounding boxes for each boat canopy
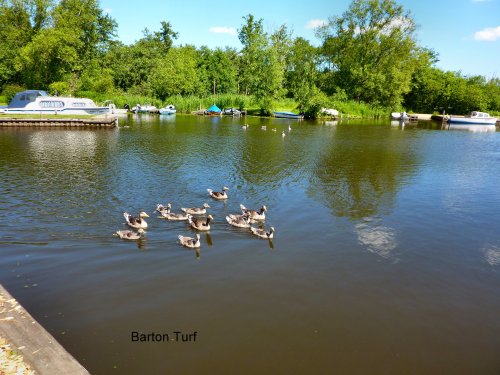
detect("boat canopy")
[207,104,221,113]
[8,90,48,108]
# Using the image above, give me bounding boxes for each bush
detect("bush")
[1,84,25,102]
[48,82,71,96]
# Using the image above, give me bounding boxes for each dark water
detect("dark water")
[1,115,499,374]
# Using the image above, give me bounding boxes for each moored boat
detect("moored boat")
[446,111,497,125]
[0,90,112,115]
[223,107,241,116]
[131,104,158,114]
[273,111,304,119]
[159,105,176,115]
[205,104,222,115]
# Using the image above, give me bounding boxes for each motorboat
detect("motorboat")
[159,105,176,115]
[446,111,497,125]
[223,107,241,116]
[273,111,304,119]
[131,104,158,114]
[0,90,112,115]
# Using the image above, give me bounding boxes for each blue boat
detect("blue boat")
[273,111,304,119]
[205,104,221,115]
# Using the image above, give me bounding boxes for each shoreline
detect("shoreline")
[0,284,89,374]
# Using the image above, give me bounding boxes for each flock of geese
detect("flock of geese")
[114,187,275,249]
[242,123,292,137]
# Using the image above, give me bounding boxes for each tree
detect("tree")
[238,14,267,96]
[238,14,288,112]
[286,37,319,110]
[317,0,421,107]
[0,0,54,86]
[197,47,239,95]
[13,0,116,89]
[105,21,178,93]
[148,45,202,99]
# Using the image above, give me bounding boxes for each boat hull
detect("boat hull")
[0,107,110,115]
[447,117,497,125]
[273,111,303,119]
[159,109,176,115]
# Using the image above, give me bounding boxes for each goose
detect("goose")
[178,233,201,248]
[242,124,249,129]
[240,204,267,221]
[181,203,210,215]
[281,130,286,138]
[114,228,145,240]
[250,226,275,239]
[124,211,149,229]
[207,187,228,200]
[159,204,189,220]
[188,214,213,231]
[226,215,251,228]
[156,203,170,214]
[288,124,291,132]
[272,128,276,132]
[261,125,267,130]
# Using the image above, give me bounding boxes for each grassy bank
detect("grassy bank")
[1,89,392,119]
[79,91,390,118]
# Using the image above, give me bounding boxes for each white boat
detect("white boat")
[132,104,158,114]
[0,90,112,115]
[321,108,339,117]
[159,105,176,115]
[223,107,241,116]
[447,111,497,125]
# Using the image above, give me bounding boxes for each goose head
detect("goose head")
[203,203,210,208]
[139,212,149,218]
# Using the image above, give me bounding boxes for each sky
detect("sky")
[100,0,500,78]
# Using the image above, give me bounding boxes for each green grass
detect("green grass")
[74,90,394,119]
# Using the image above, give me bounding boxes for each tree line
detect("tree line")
[1,0,499,116]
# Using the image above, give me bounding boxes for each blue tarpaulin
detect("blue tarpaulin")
[207,104,221,113]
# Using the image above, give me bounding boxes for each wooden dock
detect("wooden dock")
[0,116,118,128]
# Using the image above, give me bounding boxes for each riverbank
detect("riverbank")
[0,284,89,374]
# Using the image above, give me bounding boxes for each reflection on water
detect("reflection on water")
[355,217,397,260]
[484,245,500,266]
[0,117,499,375]
[308,124,418,219]
[446,124,496,132]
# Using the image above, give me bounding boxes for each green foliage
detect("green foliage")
[1,84,26,102]
[48,81,70,95]
[317,0,421,107]
[148,46,202,99]
[287,37,319,111]
[197,47,239,95]
[1,0,499,118]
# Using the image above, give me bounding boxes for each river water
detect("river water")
[0,115,499,374]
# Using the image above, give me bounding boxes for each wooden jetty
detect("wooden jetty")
[0,116,118,128]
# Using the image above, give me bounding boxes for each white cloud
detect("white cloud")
[474,26,500,41]
[471,0,492,2]
[306,19,327,29]
[208,27,237,36]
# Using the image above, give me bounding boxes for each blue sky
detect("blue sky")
[100,0,500,78]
